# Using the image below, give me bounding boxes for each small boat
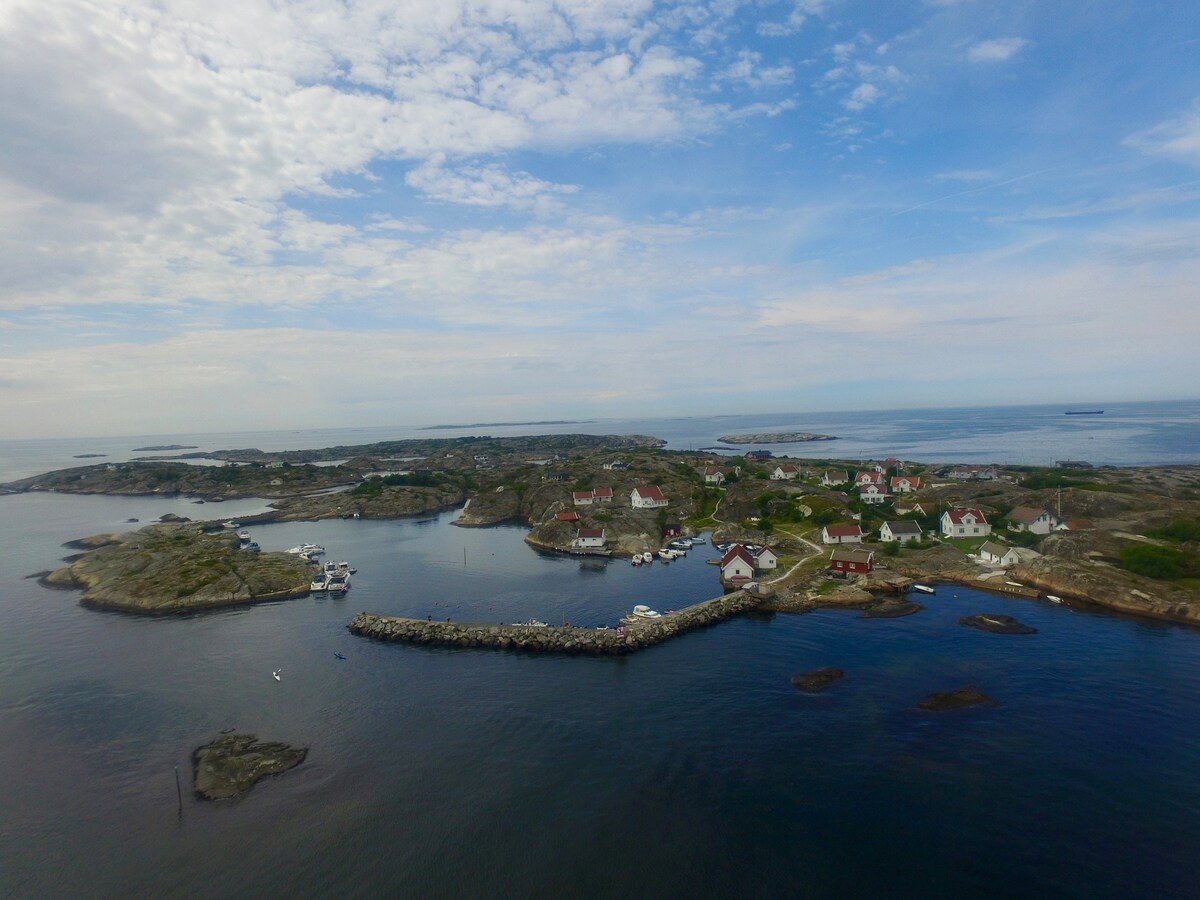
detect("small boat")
[657,549,675,561]
[631,557,641,567]
[334,651,346,660]
[632,605,662,619]
[324,561,338,576]
[237,530,251,541]
[512,618,548,627]
[327,574,350,594]
[715,543,732,552]
[272,669,281,682]
[1005,580,1024,587]
[912,584,935,594]
[223,520,240,529]
[687,536,707,545]
[641,551,653,563]
[1046,594,1063,604]
[310,572,328,591]
[1064,410,1104,415]
[243,541,260,552]
[336,561,357,574]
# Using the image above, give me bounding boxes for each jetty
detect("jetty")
[347,590,762,656]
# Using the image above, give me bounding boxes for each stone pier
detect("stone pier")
[347,590,763,655]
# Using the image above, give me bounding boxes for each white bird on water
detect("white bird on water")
[272,669,281,682]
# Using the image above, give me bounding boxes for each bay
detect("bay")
[3,402,1200,898]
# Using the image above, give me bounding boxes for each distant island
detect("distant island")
[73,453,106,459]
[422,420,593,430]
[133,444,199,451]
[718,432,837,445]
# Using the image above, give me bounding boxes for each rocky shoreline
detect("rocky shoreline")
[717,432,837,444]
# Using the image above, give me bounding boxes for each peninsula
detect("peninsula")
[13,432,1200,628]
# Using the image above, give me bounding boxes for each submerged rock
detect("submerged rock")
[860,599,924,619]
[790,667,845,692]
[193,733,307,800]
[917,686,994,711]
[958,614,1037,634]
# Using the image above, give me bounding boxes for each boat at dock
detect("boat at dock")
[310,572,328,591]
[912,584,935,594]
[512,618,548,627]
[632,605,662,619]
[326,573,350,594]
[641,551,653,563]
[1047,594,1063,604]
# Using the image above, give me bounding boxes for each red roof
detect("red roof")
[855,471,885,484]
[824,524,863,538]
[634,484,666,502]
[719,545,756,568]
[946,508,988,525]
[573,491,592,500]
[890,475,921,488]
[578,528,605,539]
[592,486,613,498]
[556,511,579,521]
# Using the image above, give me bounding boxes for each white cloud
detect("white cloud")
[1125,101,1200,164]
[967,37,1029,62]
[757,1,824,37]
[721,50,795,89]
[405,157,578,210]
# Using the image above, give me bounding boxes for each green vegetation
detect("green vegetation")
[350,472,456,498]
[1119,544,1196,580]
[1147,518,1200,543]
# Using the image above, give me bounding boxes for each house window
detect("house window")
[973,527,980,534]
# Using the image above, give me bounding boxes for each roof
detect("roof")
[592,486,613,498]
[556,511,579,521]
[573,491,592,500]
[945,508,988,525]
[980,540,1014,557]
[1008,506,1050,524]
[830,547,874,564]
[1064,518,1095,530]
[883,520,922,535]
[633,484,666,501]
[752,545,778,559]
[720,545,757,568]
[577,528,605,539]
[775,463,799,473]
[855,470,885,483]
[824,524,863,538]
[890,475,921,487]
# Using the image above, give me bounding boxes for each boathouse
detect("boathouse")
[829,547,874,575]
[720,545,757,583]
[574,528,606,549]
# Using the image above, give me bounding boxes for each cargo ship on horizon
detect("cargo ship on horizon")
[1064,409,1105,415]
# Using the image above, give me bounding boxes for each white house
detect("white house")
[592,486,614,503]
[890,475,922,493]
[979,540,1021,566]
[822,524,864,544]
[771,464,799,481]
[572,491,594,506]
[1008,506,1060,535]
[880,521,922,543]
[752,546,778,570]
[574,528,606,549]
[941,508,991,537]
[859,484,890,505]
[702,466,727,485]
[719,545,757,582]
[855,470,886,487]
[821,470,849,486]
[603,460,627,471]
[631,485,668,509]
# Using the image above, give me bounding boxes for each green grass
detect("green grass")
[941,536,990,554]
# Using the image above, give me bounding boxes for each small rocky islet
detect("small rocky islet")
[917,686,995,711]
[193,733,307,800]
[958,614,1038,634]
[790,667,845,692]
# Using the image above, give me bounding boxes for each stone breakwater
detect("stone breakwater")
[347,591,763,655]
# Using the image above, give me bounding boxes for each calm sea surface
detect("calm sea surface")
[2,402,1200,898]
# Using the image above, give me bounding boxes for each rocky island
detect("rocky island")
[718,432,837,444]
[41,523,311,613]
[193,733,307,800]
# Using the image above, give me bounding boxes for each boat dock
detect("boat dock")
[968,578,1041,599]
[347,590,762,656]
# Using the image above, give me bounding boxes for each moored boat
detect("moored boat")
[327,573,350,594]
[1046,594,1063,604]
[632,604,662,619]
[310,572,328,591]
[912,584,935,594]
[641,551,653,563]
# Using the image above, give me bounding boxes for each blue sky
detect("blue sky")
[1,0,1198,438]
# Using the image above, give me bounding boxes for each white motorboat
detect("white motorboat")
[237,530,251,542]
[912,584,935,594]
[336,561,357,574]
[631,557,642,567]
[324,561,338,576]
[657,549,676,561]
[1046,594,1063,604]
[632,605,662,619]
[326,574,350,594]
[310,572,328,591]
[512,618,548,627]
[222,520,239,529]
[687,536,707,545]
[641,551,653,563]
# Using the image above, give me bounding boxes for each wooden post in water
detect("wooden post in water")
[174,764,183,818]
[463,547,467,567]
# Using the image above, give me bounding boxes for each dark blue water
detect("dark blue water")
[3,493,1200,898]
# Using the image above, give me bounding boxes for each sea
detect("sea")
[2,400,1199,898]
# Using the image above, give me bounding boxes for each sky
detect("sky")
[1,0,1198,439]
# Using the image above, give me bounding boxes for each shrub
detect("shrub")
[1119,544,1190,580]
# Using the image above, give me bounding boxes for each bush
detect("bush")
[1148,519,1200,543]
[1119,544,1191,580]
